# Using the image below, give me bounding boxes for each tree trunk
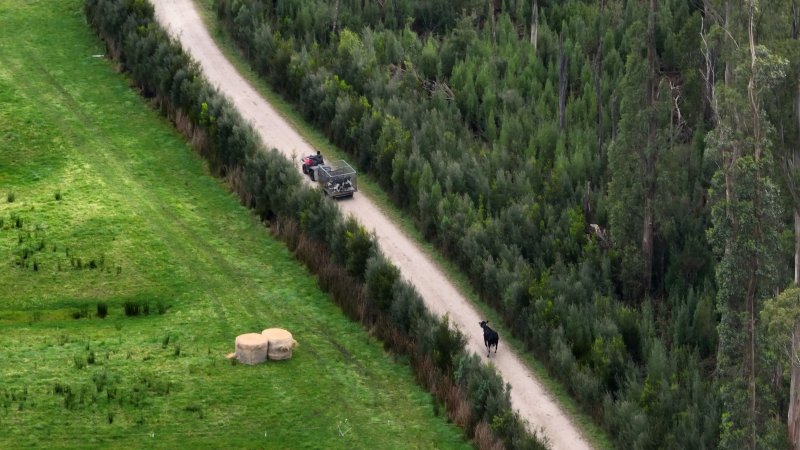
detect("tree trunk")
[611,92,617,141]
[491,0,497,45]
[642,0,657,293]
[642,195,654,292]
[332,0,340,34]
[530,0,538,50]
[722,0,734,228]
[795,76,800,285]
[792,209,800,290]
[747,4,759,448]
[749,274,758,450]
[724,1,732,86]
[700,3,716,124]
[648,0,656,79]
[749,3,760,161]
[595,40,604,147]
[790,320,800,450]
[558,35,567,131]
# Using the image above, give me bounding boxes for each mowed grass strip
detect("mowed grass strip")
[0,1,469,448]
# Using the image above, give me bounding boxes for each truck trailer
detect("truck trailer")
[313,160,357,198]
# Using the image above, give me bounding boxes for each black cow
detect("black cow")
[479,320,499,357]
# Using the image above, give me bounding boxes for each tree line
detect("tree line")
[83,0,545,448]
[215,0,800,448]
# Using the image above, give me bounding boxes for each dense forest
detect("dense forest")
[212,0,800,448]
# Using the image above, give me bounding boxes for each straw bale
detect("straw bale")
[262,328,298,360]
[235,333,269,365]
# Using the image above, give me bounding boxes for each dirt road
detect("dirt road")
[151,1,592,448]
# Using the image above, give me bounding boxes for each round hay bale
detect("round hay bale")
[235,333,269,365]
[261,328,298,360]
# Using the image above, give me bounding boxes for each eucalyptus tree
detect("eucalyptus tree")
[608,1,674,299]
[704,1,788,447]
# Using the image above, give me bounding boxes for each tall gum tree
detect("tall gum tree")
[762,288,800,449]
[705,1,787,448]
[607,1,671,300]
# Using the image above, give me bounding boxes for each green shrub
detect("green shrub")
[97,302,108,318]
[343,220,374,280]
[7,192,15,202]
[184,403,203,418]
[93,370,108,392]
[72,305,90,319]
[61,385,76,410]
[571,367,602,416]
[365,253,400,313]
[389,280,426,333]
[455,354,512,428]
[430,315,465,372]
[123,301,143,316]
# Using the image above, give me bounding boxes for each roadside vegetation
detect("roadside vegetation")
[0,1,473,447]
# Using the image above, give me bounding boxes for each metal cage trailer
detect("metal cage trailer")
[314,160,357,198]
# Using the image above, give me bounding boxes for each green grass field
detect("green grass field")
[0,1,470,448]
